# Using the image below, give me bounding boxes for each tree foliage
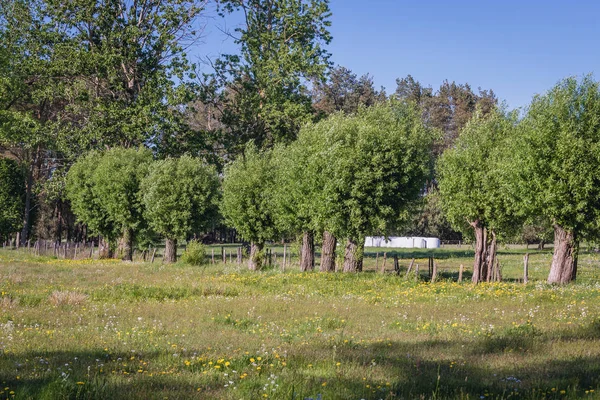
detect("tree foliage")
[0,157,24,239]
[438,109,517,236]
[206,0,332,156]
[66,147,153,258]
[42,0,205,155]
[314,104,435,243]
[438,108,519,282]
[142,155,219,241]
[312,65,385,118]
[395,75,497,153]
[65,151,114,241]
[508,76,600,283]
[221,143,278,245]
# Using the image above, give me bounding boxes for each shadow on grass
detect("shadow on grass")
[4,321,600,399]
[314,322,600,398]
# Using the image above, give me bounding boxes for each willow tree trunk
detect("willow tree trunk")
[486,231,497,282]
[548,225,578,284]
[98,236,112,259]
[343,238,363,272]
[164,238,177,263]
[320,231,337,272]
[300,231,315,272]
[471,220,485,283]
[248,242,264,271]
[118,228,134,261]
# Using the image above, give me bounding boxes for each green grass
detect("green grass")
[1,248,600,399]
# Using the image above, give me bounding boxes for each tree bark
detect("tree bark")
[548,225,578,284]
[320,231,337,272]
[248,241,264,271]
[485,230,497,283]
[164,238,177,263]
[118,228,134,261]
[471,220,485,283]
[98,236,112,259]
[300,231,315,271]
[343,238,363,272]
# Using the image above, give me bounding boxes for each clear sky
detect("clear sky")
[200,0,600,110]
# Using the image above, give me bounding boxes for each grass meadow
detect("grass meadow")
[1,245,600,399]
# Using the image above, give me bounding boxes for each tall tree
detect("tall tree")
[1,0,206,245]
[438,109,518,283]
[41,0,205,155]
[66,147,153,260]
[509,76,600,284]
[65,151,116,257]
[221,144,278,270]
[305,103,435,272]
[395,76,497,153]
[141,156,219,263]
[205,0,332,157]
[0,157,25,242]
[312,65,385,118]
[0,0,66,245]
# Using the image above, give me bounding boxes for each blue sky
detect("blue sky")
[199,1,600,110]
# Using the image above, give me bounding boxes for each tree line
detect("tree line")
[1,0,595,284]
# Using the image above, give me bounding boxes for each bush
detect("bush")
[181,240,207,266]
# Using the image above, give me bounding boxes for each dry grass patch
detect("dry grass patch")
[0,295,18,308]
[48,290,88,306]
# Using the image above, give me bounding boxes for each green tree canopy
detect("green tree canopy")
[0,157,24,240]
[508,76,600,283]
[65,151,115,241]
[221,143,278,270]
[141,155,219,263]
[438,109,518,282]
[66,147,153,260]
[206,0,332,157]
[293,103,435,271]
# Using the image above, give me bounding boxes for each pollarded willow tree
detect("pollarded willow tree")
[437,109,519,283]
[308,103,435,272]
[141,156,220,263]
[66,151,115,258]
[221,144,278,271]
[509,76,600,284]
[66,147,153,260]
[272,136,324,272]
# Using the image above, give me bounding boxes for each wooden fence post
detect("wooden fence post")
[405,258,415,277]
[458,264,464,283]
[211,249,215,264]
[393,255,400,275]
[151,248,157,263]
[431,260,438,283]
[382,252,387,271]
[523,253,529,284]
